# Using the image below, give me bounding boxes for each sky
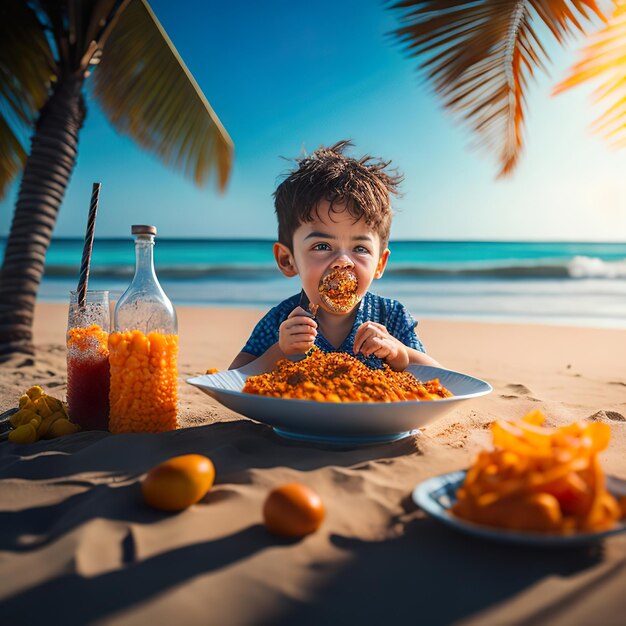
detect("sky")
[2,0,626,242]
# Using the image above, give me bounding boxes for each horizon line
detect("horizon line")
[1,236,625,245]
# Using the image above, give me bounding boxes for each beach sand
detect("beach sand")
[1,303,625,625]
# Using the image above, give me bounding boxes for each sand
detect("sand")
[1,302,625,625]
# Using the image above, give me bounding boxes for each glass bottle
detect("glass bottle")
[108,225,179,433]
[66,290,110,430]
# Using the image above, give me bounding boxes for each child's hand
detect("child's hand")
[279,307,318,355]
[353,322,409,371]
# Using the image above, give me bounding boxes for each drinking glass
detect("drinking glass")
[66,290,110,430]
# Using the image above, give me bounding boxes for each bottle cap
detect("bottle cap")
[131,224,157,236]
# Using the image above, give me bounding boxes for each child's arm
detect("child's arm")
[229,351,259,370]
[404,346,441,368]
[353,321,441,371]
[229,343,286,371]
[229,307,317,371]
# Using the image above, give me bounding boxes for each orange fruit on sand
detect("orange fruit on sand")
[263,483,325,537]
[141,454,215,512]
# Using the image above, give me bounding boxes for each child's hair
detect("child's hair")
[274,140,403,250]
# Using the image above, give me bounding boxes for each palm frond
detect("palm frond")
[93,0,233,191]
[0,115,28,202]
[555,1,626,146]
[390,0,605,176]
[0,0,55,199]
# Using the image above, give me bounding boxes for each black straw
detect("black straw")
[76,182,101,307]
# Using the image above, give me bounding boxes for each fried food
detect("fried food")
[318,269,359,312]
[242,349,453,402]
[452,410,623,533]
[8,386,78,444]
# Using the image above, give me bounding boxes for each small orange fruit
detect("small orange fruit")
[141,454,215,512]
[263,483,325,537]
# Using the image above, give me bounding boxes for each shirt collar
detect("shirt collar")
[315,294,371,351]
[312,293,384,369]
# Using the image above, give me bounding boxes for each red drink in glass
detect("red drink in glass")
[66,350,110,430]
[67,290,111,430]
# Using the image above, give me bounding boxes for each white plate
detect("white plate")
[413,470,626,547]
[187,363,492,445]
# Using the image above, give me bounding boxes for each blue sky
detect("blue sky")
[2,0,626,241]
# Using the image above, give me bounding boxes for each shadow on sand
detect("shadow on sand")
[0,523,278,625]
[0,420,421,552]
[263,517,606,626]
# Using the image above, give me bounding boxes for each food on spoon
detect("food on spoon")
[452,410,623,533]
[242,349,452,402]
[318,269,359,312]
[263,483,325,537]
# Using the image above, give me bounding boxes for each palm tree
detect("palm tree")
[0,0,233,360]
[389,0,625,176]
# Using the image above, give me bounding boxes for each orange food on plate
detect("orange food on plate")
[242,349,452,402]
[452,410,623,533]
[263,483,325,537]
[141,454,215,512]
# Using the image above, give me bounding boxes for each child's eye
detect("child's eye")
[354,245,370,254]
[312,243,331,251]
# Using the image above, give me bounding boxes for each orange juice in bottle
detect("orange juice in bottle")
[108,225,178,433]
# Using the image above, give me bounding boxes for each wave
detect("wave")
[42,256,626,280]
[392,256,626,278]
[567,255,626,278]
[43,263,281,279]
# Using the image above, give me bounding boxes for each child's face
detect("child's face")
[273,200,390,315]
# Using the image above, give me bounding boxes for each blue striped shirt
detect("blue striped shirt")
[241,291,425,369]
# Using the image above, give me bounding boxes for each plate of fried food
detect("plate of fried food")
[187,349,492,445]
[413,410,626,546]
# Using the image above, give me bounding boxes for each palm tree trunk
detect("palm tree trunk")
[0,73,86,361]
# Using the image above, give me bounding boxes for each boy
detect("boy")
[229,140,441,372]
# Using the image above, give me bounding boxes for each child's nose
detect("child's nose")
[331,254,354,269]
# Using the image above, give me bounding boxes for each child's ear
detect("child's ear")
[273,242,298,277]
[374,248,390,279]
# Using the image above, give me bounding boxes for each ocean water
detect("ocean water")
[1,238,625,328]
